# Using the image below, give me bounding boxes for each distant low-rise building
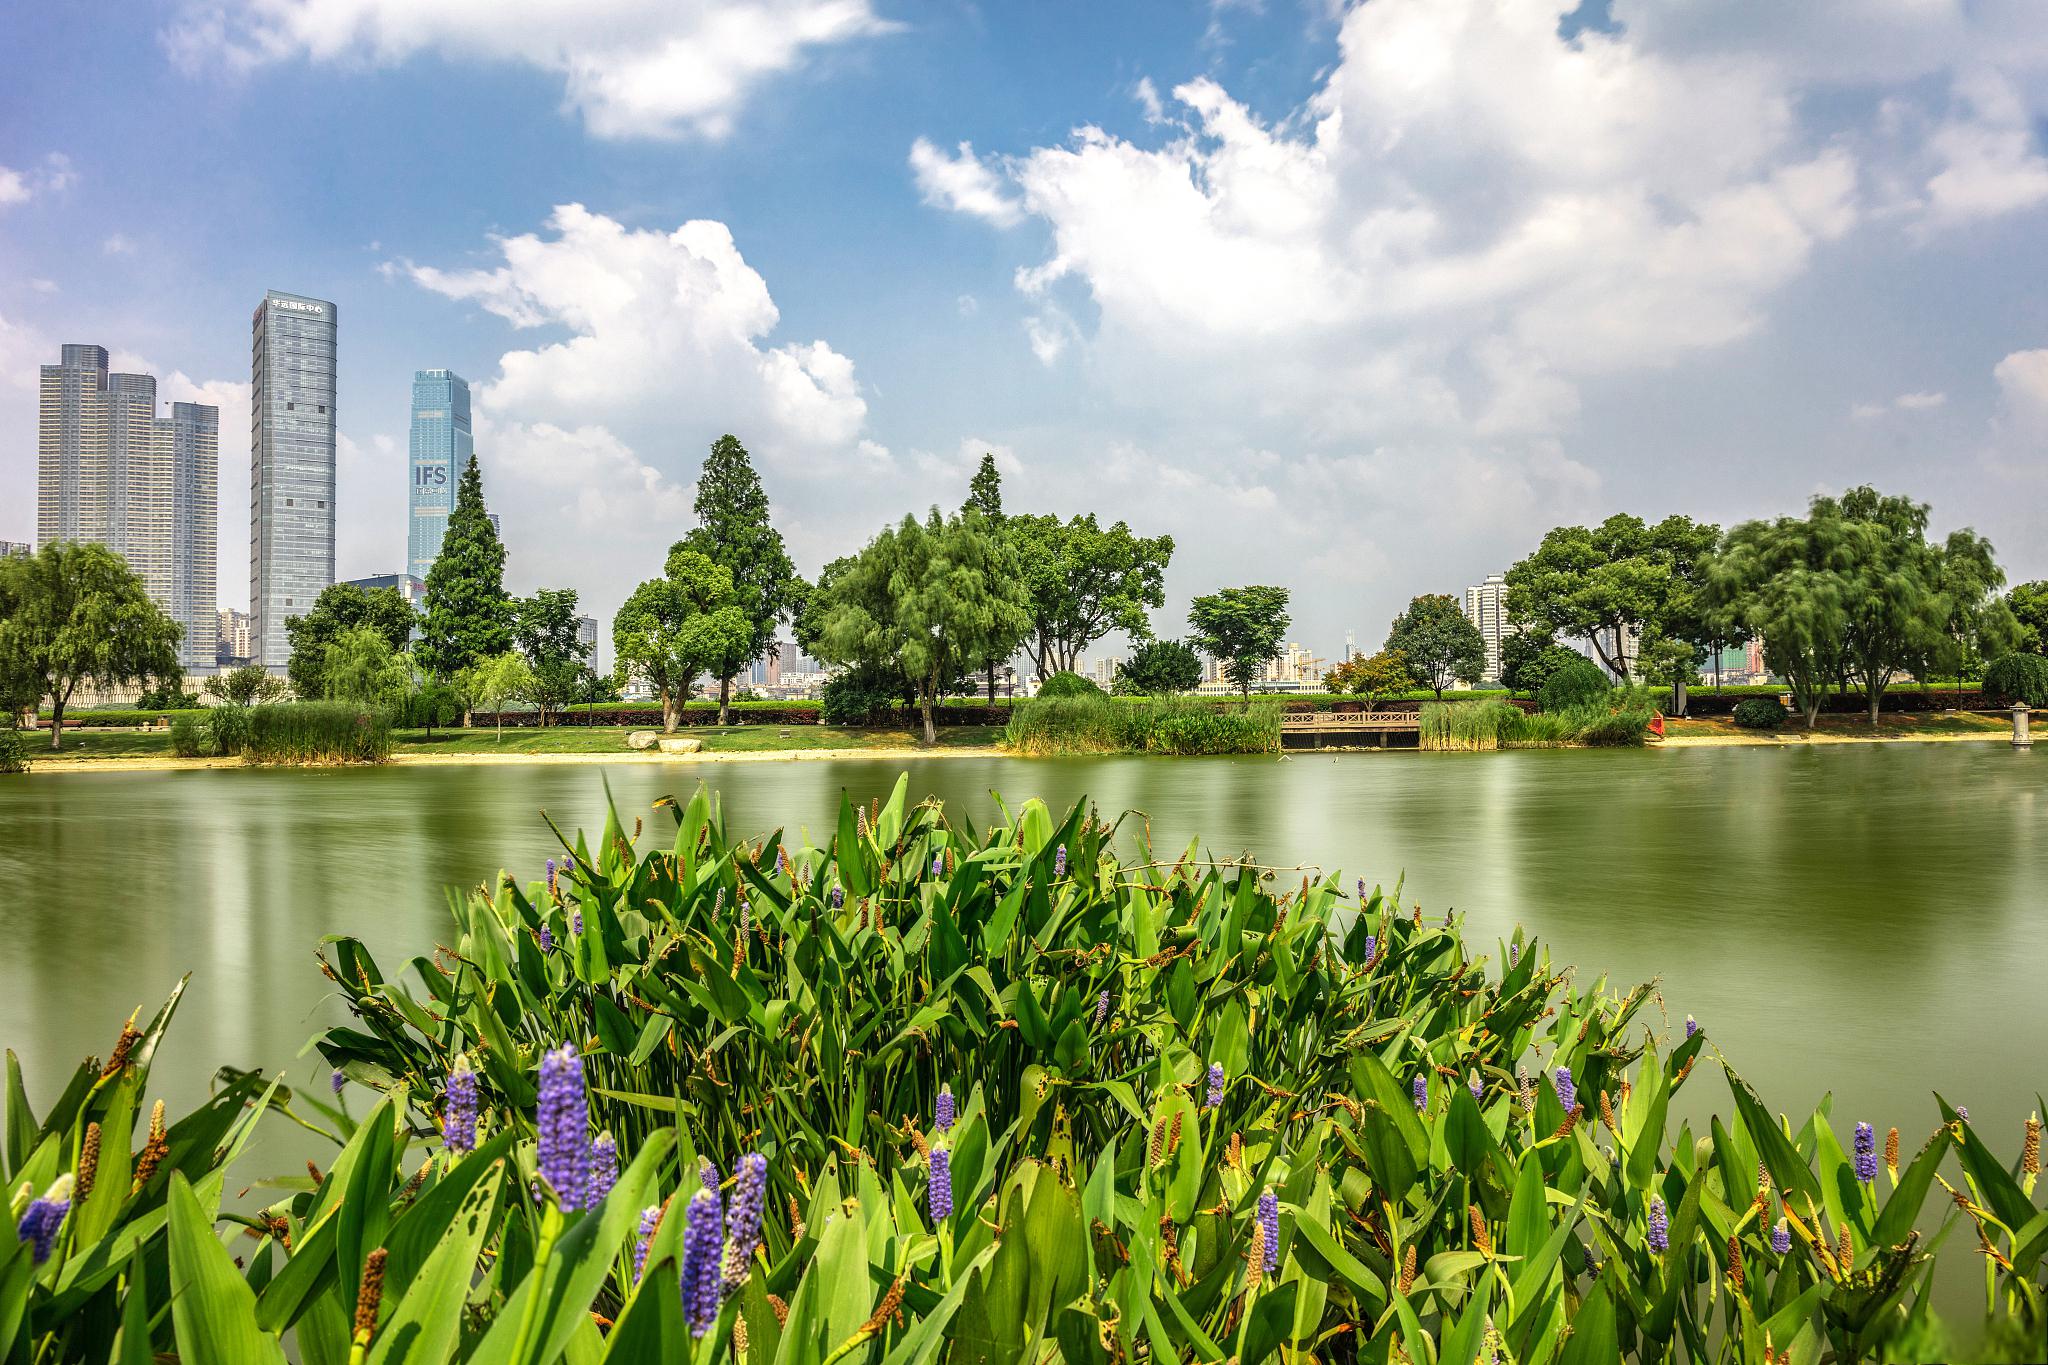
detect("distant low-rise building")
[0,541,31,559]
[342,572,426,611]
[217,608,253,665]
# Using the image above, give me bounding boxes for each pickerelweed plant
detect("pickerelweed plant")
[3,775,2045,1364]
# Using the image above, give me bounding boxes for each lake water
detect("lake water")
[3,744,2043,1159]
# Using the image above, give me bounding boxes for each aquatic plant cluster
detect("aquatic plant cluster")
[5,778,2046,1363]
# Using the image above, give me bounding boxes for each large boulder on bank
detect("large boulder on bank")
[625,730,660,751]
[657,736,703,755]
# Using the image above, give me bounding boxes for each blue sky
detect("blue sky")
[4,0,2045,665]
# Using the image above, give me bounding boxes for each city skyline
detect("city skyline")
[35,342,217,668]
[3,3,2043,658]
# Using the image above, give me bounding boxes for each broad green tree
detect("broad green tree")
[418,454,512,678]
[682,435,804,724]
[321,625,409,707]
[1009,513,1173,678]
[514,587,593,726]
[1499,631,1578,696]
[1506,513,1720,680]
[203,665,287,707]
[1187,585,1290,705]
[0,542,183,749]
[1323,648,1412,712]
[284,582,418,698]
[1113,639,1204,695]
[1385,594,1486,699]
[613,547,752,733]
[1705,511,1851,729]
[453,651,532,741]
[2008,581,2048,655]
[810,509,1030,745]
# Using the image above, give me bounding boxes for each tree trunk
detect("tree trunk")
[986,657,996,705]
[718,675,732,725]
[920,692,936,747]
[1672,678,1688,717]
[462,708,473,729]
[47,692,64,751]
[662,692,680,734]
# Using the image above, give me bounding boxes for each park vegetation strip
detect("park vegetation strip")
[5,776,2043,1362]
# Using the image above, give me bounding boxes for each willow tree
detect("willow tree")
[810,508,1029,746]
[0,542,182,749]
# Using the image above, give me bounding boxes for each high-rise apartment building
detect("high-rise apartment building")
[250,290,337,668]
[217,608,253,664]
[575,614,599,657]
[406,369,473,580]
[36,344,218,668]
[1463,573,1509,684]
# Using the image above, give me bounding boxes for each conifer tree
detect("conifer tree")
[683,435,803,723]
[418,454,512,691]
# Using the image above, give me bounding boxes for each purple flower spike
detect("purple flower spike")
[1412,1073,1428,1112]
[330,1068,346,1096]
[1258,1188,1280,1273]
[1094,990,1110,1026]
[680,1190,724,1336]
[570,908,584,937]
[546,858,557,894]
[1469,1073,1484,1101]
[1553,1066,1576,1114]
[1053,844,1067,878]
[723,1152,768,1286]
[443,1054,479,1155]
[538,923,553,954]
[935,1087,956,1134]
[1685,1015,1699,1040]
[1356,878,1366,902]
[1957,1105,1969,1121]
[830,885,844,910]
[775,848,787,877]
[1771,1219,1791,1255]
[1362,934,1378,969]
[931,855,943,878]
[633,1204,661,1282]
[15,1176,73,1265]
[589,1133,619,1207]
[1853,1122,1878,1184]
[537,1044,590,1211]
[1205,1062,1225,1110]
[1509,942,1520,968]
[699,1157,721,1192]
[928,1146,954,1221]
[1647,1195,1669,1252]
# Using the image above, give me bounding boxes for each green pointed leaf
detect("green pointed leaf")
[167,1172,287,1364]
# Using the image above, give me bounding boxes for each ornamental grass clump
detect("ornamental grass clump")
[5,778,2046,1364]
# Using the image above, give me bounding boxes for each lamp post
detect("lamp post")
[2014,703,2032,750]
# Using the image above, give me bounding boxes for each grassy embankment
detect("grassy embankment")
[1664,710,2010,740]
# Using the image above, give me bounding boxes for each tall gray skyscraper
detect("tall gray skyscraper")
[36,344,218,668]
[407,369,473,580]
[1463,572,1509,685]
[250,290,337,668]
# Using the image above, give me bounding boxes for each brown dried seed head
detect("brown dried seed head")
[767,1293,791,1327]
[1469,1204,1493,1257]
[1166,1109,1184,1158]
[2021,1117,2041,1177]
[76,1122,101,1204]
[732,1316,749,1355]
[1159,1214,1186,1282]
[908,1125,930,1159]
[353,1247,388,1340]
[1726,1235,1745,1292]
[1148,1115,1168,1167]
[102,1020,143,1079]
[307,1160,324,1186]
[1886,1126,1900,1173]
[788,1196,805,1241]
[1245,1225,1267,1292]
[1837,1227,1854,1274]
[1599,1091,1616,1133]
[1399,1243,1418,1295]
[1551,1106,1582,1140]
[861,1278,907,1335]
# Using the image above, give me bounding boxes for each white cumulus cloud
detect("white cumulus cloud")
[165,0,894,139]
[909,138,1023,227]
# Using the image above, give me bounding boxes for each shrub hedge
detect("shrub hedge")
[1732,697,1787,730]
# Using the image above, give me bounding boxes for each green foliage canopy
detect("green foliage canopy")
[1323,648,1412,710]
[1505,513,1720,679]
[1112,638,1204,695]
[284,582,418,698]
[612,548,752,733]
[1008,512,1172,678]
[810,508,1030,745]
[320,625,409,707]
[0,541,183,749]
[1187,584,1290,703]
[417,454,512,677]
[681,435,804,723]
[2008,580,2048,654]
[1385,593,1486,698]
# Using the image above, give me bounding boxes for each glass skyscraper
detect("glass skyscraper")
[406,369,473,581]
[37,344,219,668]
[250,289,337,669]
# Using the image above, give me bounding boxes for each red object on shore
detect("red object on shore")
[1648,713,1666,740]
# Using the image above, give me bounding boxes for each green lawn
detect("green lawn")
[30,729,181,758]
[394,724,1005,755]
[1665,711,2011,739]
